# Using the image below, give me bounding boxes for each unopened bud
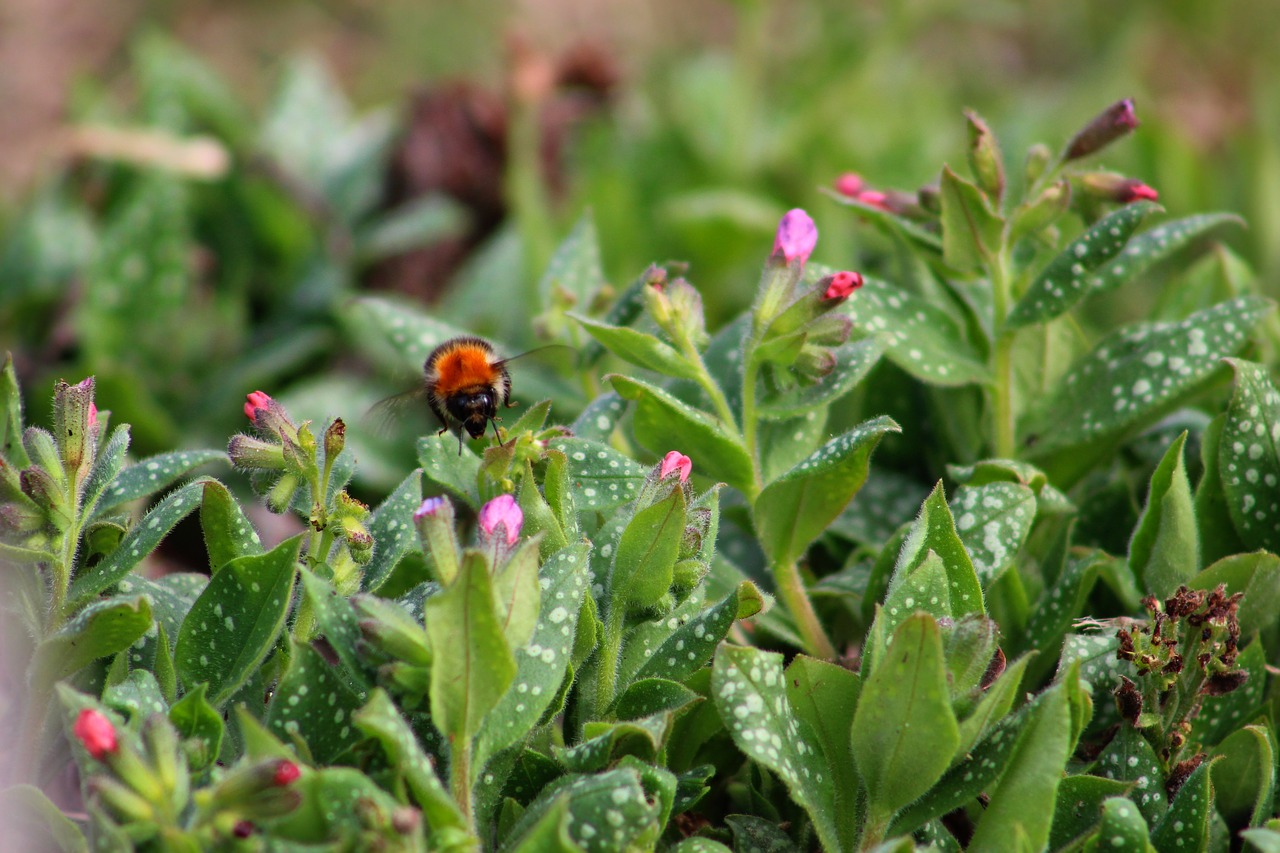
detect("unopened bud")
[324,418,346,462]
[73,708,118,759]
[414,496,460,585]
[392,806,422,834]
[228,434,286,471]
[772,209,818,265]
[53,377,96,474]
[1011,180,1071,240]
[266,473,301,514]
[90,777,154,823]
[834,172,865,197]
[795,345,837,379]
[1024,143,1054,186]
[478,494,523,546]
[965,109,1005,200]
[821,271,863,302]
[802,313,852,347]
[1079,172,1160,205]
[1064,98,1139,161]
[658,451,692,484]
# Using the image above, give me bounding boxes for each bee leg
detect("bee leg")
[505,400,518,408]
[489,417,506,448]
[456,429,465,456]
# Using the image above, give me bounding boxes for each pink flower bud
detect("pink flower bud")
[73,709,118,759]
[479,494,523,545]
[233,821,256,839]
[659,451,692,484]
[87,403,98,429]
[1118,181,1159,203]
[1065,98,1140,161]
[834,172,865,197]
[773,209,818,264]
[855,190,889,210]
[244,391,273,423]
[272,759,301,787]
[413,497,447,520]
[822,271,864,301]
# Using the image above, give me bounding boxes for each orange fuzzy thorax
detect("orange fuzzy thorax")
[432,343,499,396]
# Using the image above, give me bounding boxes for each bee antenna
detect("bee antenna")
[456,429,465,456]
[489,417,506,448]
[494,344,573,367]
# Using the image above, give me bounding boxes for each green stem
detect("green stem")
[450,735,474,835]
[595,606,625,715]
[740,357,764,499]
[773,558,836,660]
[858,806,892,851]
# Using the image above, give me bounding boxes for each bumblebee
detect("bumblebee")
[422,336,515,448]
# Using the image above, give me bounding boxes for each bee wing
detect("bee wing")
[366,386,434,438]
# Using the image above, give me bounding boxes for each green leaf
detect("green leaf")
[1022,552,1111,679]
[417,434,482,508]
[1128,432,1198,597]
[266,641,364,763]
[353,688,468,839]
[174,534,299,707]
[1089,798,1152,852]
[613,678,700,721]
[506,796,580,853]
[753,415,899,564]
[33,595,153,688]
[826,186,944,254]
[966,679,1073,853]
[1095,724,1167,824]
[712,644,839,853]
[1219,360,1280,552]
[955,652,1032,757]
[630,582,763,686]
[757,337,886,419]
[1089,212,1244,299]
[853,613,960,825]
[669,839,733,853]
[361,468,424,592]
[426,550,516,742]
[169,683,224,772]
[939,165,1003,273]
[509,765,668,853]
[90,450,225,519]
[579,266,666,370]
[268,766,403,844]
[837,278,990,386]
[784,655,860,851]
[199,480,263,572]
[1151,756,1216,853]
[494,540,542,651]
[0,784,88,853]
[829,468,931,547]
[571,315,702,382]
[347,295,471,376]
[354,194,466,263]
[298,569,369,696]
[80,425,130,520]
[538,212,604,309]
[951,482,1036,585]
[546,437,645,514]
[612,488,686,611]
[948,457,1076,513]
[1006,201,1159,329]
[558,714,672,772]
[1195,414,1249,564]
[1048,775,1134,852]
[1024,296,1274,465]
[1242,828,1280,853]
[69,479,207,607]
[569,393,629,443]
[610,374,754,494]
[102,668,165,721]
[1189,551,1280,638]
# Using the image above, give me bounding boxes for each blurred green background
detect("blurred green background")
[2,0,1277,490]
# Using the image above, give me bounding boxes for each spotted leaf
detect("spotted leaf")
[80,425,130,520]
[1151,756,1216,853]
[631,581,763,687]
[266,641,364,764]
[90,449,226,519]
[757,337,886,419]
[34,595,153,689]
[474,542,589,774]
[174,534,299,707]
[1048,775,1133,851]
[1191,639,1266,748]
[1023,552,1111,678]
[951,482,1036,585]
[347,295,471,376]
[1006,201,1158,329]
[538,212,604,310]
[1094,725,1167,824]
[1089,212,1244,299]
[836,277,989,386]
[1128,431,1198,597]
[361,468,424,592]
[199,480,263,572]
[417,435,482,508]
[547,437,645,514]
[853,613,960,828]
[570,393,628,443]
[509,763,671,853]
[69,479,208,608]
[169,684,223,772]
[299,570,369,697]
[1023,296,1273,470]
[1090,798,1151,852]
[1219,359,1280,552]
[571,314,702,383]
[753,415,900,565]
[712,644,840,853]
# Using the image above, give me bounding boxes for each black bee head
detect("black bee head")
[448,390,496,438]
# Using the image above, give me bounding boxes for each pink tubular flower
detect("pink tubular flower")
[73,709,118,759]
[823,271,864,301]
[855,190,889,210]
[834,172,865,198]
[479,494,523,545]
[773,209,818,264]
[87,402,98,429]
[659,451,693,484]
[244,391,273,424]
[1118,181,1159,203]
[272,759,301,787]
[413,497,447,521]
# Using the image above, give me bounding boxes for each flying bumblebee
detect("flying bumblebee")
[422,336,515,446]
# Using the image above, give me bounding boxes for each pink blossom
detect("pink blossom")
[773,209,818,264]
[823,271,864,301]
[87,402,98,429]
[1119,181,1159,203]
[73,709,117,759]
[834,172,865,197]
[479,494,523,545]
[244,391,273,423]
[659,451,693,484]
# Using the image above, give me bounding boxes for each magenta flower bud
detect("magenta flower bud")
[414,497,447,520]
[772,209,818,265]
[73,708,118,759]
[856,190,889,210]
[87,403,98,429]
[1117,181,1159,203]
[479,494,523,545]
[659,451,693,484]
[834,172,865,197]
[233,821,256,839]
[822,271,864,301]
[1065,98,1139,161]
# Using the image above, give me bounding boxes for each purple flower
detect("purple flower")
[414,497,447,521]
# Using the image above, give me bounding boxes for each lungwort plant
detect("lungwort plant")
[3,100,1280,852]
